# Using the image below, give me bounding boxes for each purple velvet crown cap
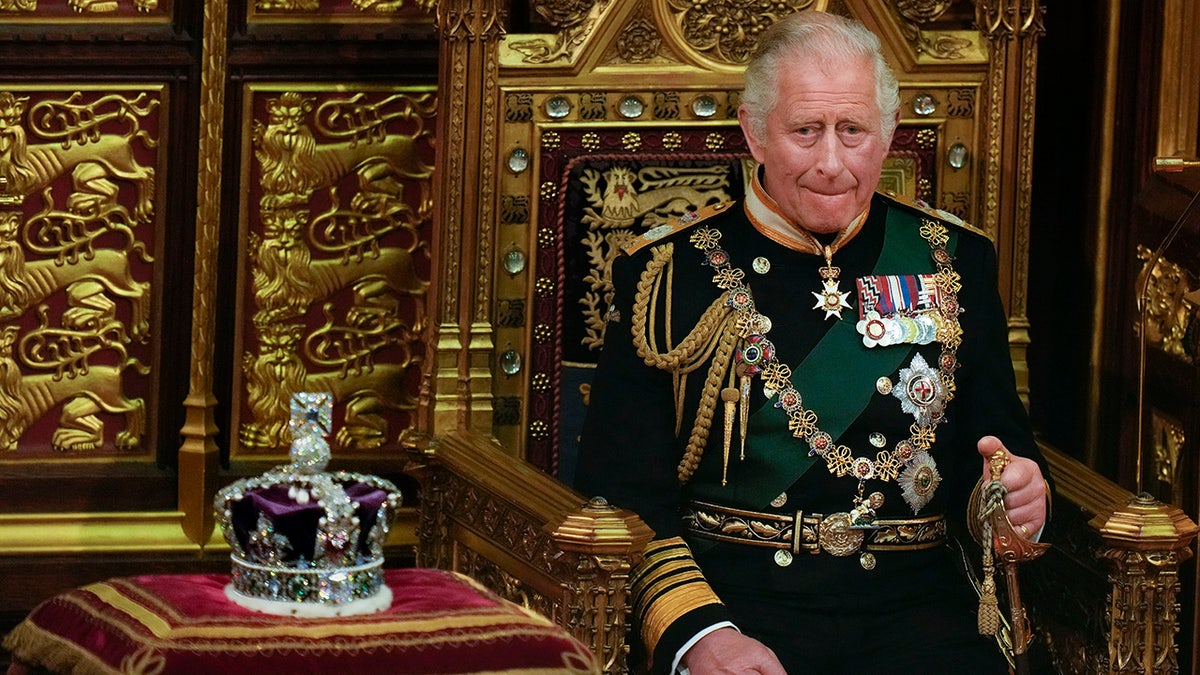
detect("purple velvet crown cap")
[227,479,391,565]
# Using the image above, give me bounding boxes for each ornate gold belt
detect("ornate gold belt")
[683,500,946,558]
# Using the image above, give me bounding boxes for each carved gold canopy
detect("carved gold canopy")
[421,0,1044,478]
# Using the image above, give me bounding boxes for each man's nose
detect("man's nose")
[813,133,847,176]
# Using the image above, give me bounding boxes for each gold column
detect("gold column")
[422,0,507,438]
[1084,0,1122,465]
[1092,494,1199,674]
[178,0,228,546]
[976,0,1045,404]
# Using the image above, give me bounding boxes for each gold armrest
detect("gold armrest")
[402,429,652,674]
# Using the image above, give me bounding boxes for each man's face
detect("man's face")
[739,53,893,234]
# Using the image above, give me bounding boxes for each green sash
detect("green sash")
[689,207,958,510]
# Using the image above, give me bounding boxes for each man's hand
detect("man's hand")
[977,436,1047,537]
[681,627,787,675]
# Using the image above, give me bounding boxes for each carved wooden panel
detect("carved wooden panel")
[1136,246,1200,364]
[408,431,650,674]
[0,86,163,462]
[0,0,440,647]
[1126,171,1200,669]
[231,84,435,460]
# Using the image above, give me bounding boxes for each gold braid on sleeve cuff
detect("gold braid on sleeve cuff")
[630,537,724,655]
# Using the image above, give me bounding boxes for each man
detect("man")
[575,10,1050,674]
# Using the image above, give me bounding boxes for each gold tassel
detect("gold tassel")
[631,246,738,485]
[978,449,1007,636]
[978,520,1001,636]
[978,584,1000,635]
[720,387,739,486]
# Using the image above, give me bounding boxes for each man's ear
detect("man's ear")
[737,105,768,164]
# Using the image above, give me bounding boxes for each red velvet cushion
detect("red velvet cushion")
[3,569,599,674]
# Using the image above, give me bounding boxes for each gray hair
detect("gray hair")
[741,11,900,143]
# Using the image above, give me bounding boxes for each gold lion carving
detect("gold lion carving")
[1136,245,1198,362]
[242,322,417,451]
[257,0,319,10]
[242,90,430,452]
[0,92,157,224]
[253,92,432,211]
[350,0,416,11]
[257,0,431,10]
[251,208,426,324]
[68,0,158,11]
[0,325,147,452]
[0,212,151,340]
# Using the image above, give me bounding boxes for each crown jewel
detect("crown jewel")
[214,392,402,617]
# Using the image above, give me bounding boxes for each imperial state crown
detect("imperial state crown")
[214,392,402,617]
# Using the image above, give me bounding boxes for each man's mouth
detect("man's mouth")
[800,181,857,197]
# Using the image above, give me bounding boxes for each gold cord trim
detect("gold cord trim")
[677,322,737,483]
[631,243,738,483]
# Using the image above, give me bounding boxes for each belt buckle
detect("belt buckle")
[817,513,865,557]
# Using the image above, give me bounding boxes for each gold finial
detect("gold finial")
[987,449,1009,481]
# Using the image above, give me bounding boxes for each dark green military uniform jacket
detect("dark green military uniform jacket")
[575,187,1047,672]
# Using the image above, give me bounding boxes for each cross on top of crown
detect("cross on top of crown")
[288,392,333,474]
[290,391,332,437]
